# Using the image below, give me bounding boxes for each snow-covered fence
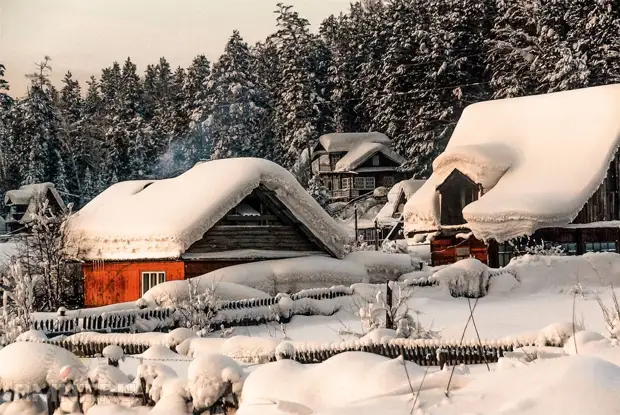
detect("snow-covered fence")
[31,308,175,336]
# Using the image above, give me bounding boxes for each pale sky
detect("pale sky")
[0,0,352,97]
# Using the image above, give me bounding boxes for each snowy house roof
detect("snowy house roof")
[316,132,391,153]
[376,179,426,227]
[404,85,620,242]
[66,158,350,260]
[3,183,67,224]
[334,142,406,172]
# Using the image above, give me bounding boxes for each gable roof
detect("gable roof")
[66,158,350,260]
[376,179,426,227]
[404,84,620,242]
[334,142,406,172]
[4,183,67,224]
[316,132,391,153]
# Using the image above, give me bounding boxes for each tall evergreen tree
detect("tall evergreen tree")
[208,31,269,159]
[183,55,212,166]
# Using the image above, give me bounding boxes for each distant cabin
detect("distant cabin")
[66,158,349,307]
[311,132,413,202]
[2,183,67,234]
[403,85,620,267]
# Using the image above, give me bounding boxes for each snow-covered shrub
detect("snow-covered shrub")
[174,279,216,336]
[596,289,620,340]
[188,353,244,412]
[307,173,330,210]
[346,283,439,340]
[0,262,38,344]
[431,258,490,298]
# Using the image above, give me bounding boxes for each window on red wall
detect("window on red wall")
[141,271,166,296]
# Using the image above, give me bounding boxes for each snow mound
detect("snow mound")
[430,258,490,297]
[240,352,468,413]
[343,251,422,282]
[564,331,620,366]
[404,85,620,242]
[0,342,86,393]
[140,344,191,361]
[188,353,244,409]
[430,356,620,415]
[15,329,48,342]
[102,345,124,361]
[164,328,198,347]
[219,336,281,364]
[144,280,269,307]
[66,158,349,260]
[181,256,368,296]
[360,328,398,343]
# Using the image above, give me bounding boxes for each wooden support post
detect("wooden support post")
[354,206,358,246]
[374,220,379,251]
[386,281,393,329]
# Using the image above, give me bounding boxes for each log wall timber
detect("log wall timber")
[574,151,620,223]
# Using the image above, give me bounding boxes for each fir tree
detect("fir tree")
[208,31,269,159]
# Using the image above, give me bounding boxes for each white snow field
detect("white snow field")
[6,252,620,414]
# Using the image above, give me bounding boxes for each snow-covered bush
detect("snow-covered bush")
[346,283,439,340]
[596,289,620,340]
[307,173,330,210]
[0,262,38,344]
[523,240,566,257]
[431,258,490,298]
[174,279,216,336]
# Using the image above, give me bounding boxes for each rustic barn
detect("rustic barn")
[2,183,67,234]
[66,158,349,306]
[310,132,412,202]
[403,85,620,267]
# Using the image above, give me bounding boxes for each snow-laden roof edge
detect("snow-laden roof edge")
[66,158,350,260]
[404,85,620,242]
[334,142,406,172]
[317,132,391,153]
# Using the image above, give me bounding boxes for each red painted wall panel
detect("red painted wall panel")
[83,261,185,307]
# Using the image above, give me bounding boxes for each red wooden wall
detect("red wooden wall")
[431,236,488,266]
[83,261,185,307]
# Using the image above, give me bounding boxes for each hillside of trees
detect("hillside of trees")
[1,0,619,207]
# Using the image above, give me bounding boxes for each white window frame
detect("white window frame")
[364,177,375,189]
[353,177,365,189]
[342,177,351,190]
[141,271,166,296]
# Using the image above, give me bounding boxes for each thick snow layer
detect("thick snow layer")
[430,258,491,297]
[181,249,326,260]
[187,353,244,409]
[317,132,391,153]
[0,342,86,393]
[143,280,270,307]
[4,183,66,225]
[404,85,620,242]
[334,142,405,172]
[239,352,467,414]
[375,179,426,227]
[172,256,368,297]
[343,251,422,282]
[66,158,349,260]
[429,356,620,415]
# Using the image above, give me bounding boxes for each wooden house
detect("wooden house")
[2,183,67,234]
[66,158,349,307]
[311,132,412,202]
[403,85,620,267]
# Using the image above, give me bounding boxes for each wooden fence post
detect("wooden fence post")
[386,281,393,329]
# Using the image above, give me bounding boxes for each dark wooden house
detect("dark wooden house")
[311,132,412,202]
[2,183,67,234]
[403,85,620,267]
[67,158,348,306]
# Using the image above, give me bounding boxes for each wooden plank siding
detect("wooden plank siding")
[184,260,253,279]
[184,225,319,253]
[573,151,620,223]
[83,261,185,307]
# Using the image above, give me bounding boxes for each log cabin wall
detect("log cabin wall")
[184,260,252,279]
[573,151,620,223]
[83,260,185,307]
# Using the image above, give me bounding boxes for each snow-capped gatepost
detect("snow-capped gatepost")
[102,345,124,367]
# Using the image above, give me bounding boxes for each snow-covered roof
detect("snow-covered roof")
[334,142,406,172]
[4,183,66,224]
[376,179,426,227]
[405,85,620,242]
[66,158,349,260]
[317,132,391,153]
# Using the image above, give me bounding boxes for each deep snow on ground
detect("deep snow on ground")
[8,253,620,414]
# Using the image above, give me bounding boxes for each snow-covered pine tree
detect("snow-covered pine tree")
[208,31,269,159]
[183,55,212,166]
[269,3,330,169]
[20,57,61,185]
[81,167,98,205]
[307,173,330,210]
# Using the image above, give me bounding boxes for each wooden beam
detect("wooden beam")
[225,215,277,221]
